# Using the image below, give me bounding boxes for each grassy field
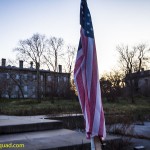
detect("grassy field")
[0,99,81,116]
[0,97,149,121]
[104,97,150,123]
[104,97,150,115]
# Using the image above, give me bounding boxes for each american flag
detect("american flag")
[74,0,106,139]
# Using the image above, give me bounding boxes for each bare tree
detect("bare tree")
[117,45,137,103]
[133,44,150,72]
[64,45,76,74]
[117,44,150,73]
[43,37,64,72]
[14,34,47,65]
[14,33,47,102]
[117,45,137,74]
[116,44,150,103]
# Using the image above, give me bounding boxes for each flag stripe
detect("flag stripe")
[92,81,101,136]
[86,38,94,99]
[89,40,98,135]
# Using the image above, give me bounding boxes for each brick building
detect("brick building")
[0,58,70,99]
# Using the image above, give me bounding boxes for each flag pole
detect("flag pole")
[91,137,95,150]
[91,136,102,150]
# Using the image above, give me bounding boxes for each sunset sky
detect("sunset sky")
[0,0,150,74]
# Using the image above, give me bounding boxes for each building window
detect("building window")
[6,73,10,79]
[16,74,19,79]
[41,87,43,92]
[48,76,51,81]
[24,74,27,80]
[41,75,43,81]
[24,86,28,92]
[15,86,19,91]
[64,77,67,82]
[33,75,36,80]
[24,94,28,98]
[32,87,35,92]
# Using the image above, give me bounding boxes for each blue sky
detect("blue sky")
[0,0,150,74]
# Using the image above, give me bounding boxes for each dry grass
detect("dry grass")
[0,97,149,120]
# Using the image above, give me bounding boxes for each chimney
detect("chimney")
[2,58,6,67]
[58,65,62,73]
[19,60,23,69]
[30,61,33,69]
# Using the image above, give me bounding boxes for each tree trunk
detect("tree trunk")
[129,73,135,103]
[36,63,41,103]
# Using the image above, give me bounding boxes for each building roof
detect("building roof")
[125,70,150,80]
[0,65,70,76]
